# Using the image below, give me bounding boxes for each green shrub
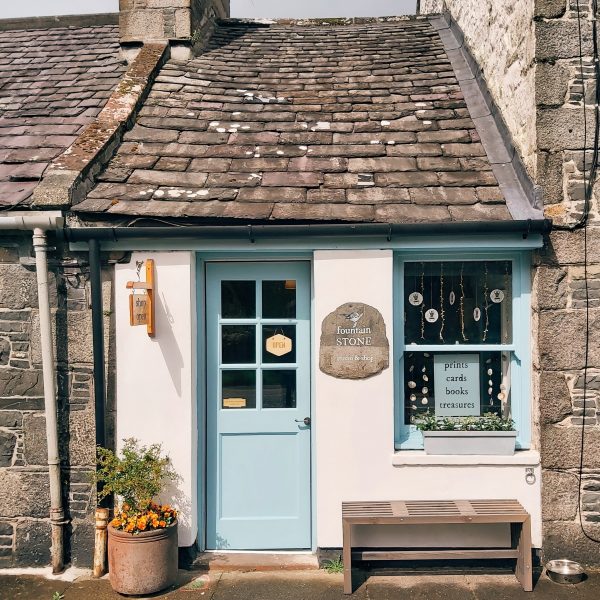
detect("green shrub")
[94,438,176,513]
[416,412,515,432]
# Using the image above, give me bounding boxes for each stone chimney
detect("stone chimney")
[119,1,230,48]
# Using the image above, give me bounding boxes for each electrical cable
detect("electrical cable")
[560,0,600,545]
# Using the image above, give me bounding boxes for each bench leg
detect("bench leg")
[515,518,533,592]
[343,520,352,594]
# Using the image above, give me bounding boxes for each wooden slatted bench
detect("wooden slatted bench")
[342,499,532,594]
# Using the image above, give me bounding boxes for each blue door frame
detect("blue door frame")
[205,261,312,550]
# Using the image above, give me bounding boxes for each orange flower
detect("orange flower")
[159,520,166,527]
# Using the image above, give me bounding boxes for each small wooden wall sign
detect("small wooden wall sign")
[127,259,155,337]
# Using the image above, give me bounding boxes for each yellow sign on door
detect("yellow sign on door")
[265,334,293,357]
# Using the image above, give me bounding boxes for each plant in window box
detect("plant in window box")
[416,413,517,455]
[94,438,179,595]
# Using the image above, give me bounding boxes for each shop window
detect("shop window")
[395,255,531,450]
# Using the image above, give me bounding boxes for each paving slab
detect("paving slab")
[0,568,599,600]
[211,571,367,600]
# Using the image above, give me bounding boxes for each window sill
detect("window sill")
[391,450,540,467]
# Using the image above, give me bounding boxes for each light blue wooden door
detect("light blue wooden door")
[206,262,311,550]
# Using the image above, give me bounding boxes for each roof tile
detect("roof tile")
[0,24,124,207]
[76,18,509,223]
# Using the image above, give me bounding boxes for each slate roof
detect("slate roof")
[0,24,125,208]
[78,19,511,222]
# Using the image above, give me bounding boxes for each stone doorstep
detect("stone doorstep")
[191,551,319,572]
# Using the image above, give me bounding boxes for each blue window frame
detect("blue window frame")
[394,251,532,450]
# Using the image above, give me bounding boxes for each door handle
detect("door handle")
[295,417,311,426]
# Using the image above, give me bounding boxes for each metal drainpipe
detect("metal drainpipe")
[88,238,106,450]
[88,238,110,578]
[32,228,65,574]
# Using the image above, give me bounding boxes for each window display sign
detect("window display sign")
[319,302,389,379]
[265,333,293,357]
[433,353,480,416]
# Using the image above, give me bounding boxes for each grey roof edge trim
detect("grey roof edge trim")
[429,12,543,220]
[0,13,119,32]
[64,219,552,242]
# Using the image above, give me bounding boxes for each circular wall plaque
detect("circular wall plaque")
[319,302,389,379]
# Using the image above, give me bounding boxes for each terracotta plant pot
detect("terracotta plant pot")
[108,520,178,595]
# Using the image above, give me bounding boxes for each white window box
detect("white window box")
[422,430,517,455]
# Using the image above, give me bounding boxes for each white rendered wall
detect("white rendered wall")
[314,250,542,548]
[115,252,196,547]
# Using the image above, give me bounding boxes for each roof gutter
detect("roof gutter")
[0,213,64,230]
[65,219,552,242]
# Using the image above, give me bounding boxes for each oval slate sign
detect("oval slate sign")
[319,302,389,379]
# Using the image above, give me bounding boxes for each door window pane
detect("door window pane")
[222,370,256,409]
[262,325,296,364]
[404,351,511,424]
[222,325,255,364]
[263,370,296,409]
[262,280,296,318]
[222,281,256,318]
[404,261,512,345]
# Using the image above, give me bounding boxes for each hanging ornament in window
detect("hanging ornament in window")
[422,386,429,395]
[421,397,429,405]
[497,392,506,402]
[425,308,439,323]
[460,262,468,341]
[503,261,511,342]
[482,262,490,341]
[449,290,456,305]
[473,273,482,325]
[420,262,426,340]
[408,380,417,389]
[408,291,423,306]
[490,289,504,303]
[439,262,445,342]
[487,368,493,376]
[423,374,429,382]
[410,394,417,402]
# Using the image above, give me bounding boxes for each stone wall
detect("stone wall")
[119,0,230,44]
[429,0,538,176]
[0,234,106,567]
[418,0,443,13]
[534,0,600,564]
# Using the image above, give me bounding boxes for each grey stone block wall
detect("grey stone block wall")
[535,0,600,565]
[119,0,230,44]
[0,234,106,567]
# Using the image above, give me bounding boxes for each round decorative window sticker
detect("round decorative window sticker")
[490,289,505,303]
[425,308,439,323]
[408,292,423,306]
